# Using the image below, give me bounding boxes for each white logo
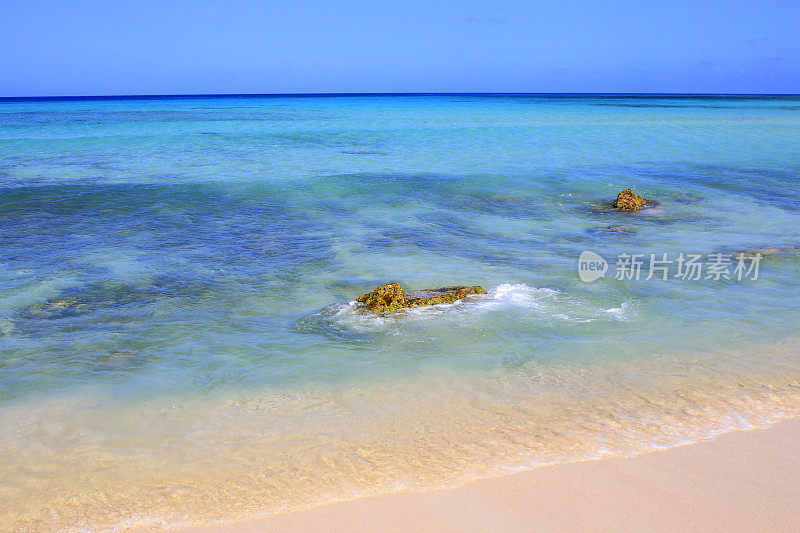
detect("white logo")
[578,251,608,282]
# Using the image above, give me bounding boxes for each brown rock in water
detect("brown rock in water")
[613,188,644,211]
[611,188,659,211]
[356,282,407,314]
[356,282,487,314]
[405,286,488,308]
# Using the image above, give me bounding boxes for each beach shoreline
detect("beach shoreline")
[173,419,800,533]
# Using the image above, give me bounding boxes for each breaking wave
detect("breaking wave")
[295,283,633,338]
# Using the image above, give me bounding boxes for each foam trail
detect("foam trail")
[301,283,632,337]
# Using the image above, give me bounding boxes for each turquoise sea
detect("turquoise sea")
[1,94,800,530]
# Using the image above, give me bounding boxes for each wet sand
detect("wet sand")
[178,419,800,533]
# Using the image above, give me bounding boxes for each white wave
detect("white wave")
[479,283,559,309]
[602,303,631,320]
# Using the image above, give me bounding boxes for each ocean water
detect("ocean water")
[1,94,800,530]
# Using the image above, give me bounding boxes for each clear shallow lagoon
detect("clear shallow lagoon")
[1,94,800,529]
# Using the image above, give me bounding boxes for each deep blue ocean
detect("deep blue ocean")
[1,94,799,529]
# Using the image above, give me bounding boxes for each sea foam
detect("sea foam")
[309,283,631,336]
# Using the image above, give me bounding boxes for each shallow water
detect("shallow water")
[1,94,800,530]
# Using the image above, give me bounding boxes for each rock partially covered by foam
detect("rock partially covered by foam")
[405,286,488,308]
[355,281,408,314]
[356,282,487,314]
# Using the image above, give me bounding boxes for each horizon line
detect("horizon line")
[2,91,800,102]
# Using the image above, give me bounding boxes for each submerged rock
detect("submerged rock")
[17,277,221,321]
[732,245,800,259]
[588,224,636,236]
[356,282,487,314]
[93,350,145,370]
[606,224,634,233]
[22,297,89,319]
[488,195,527,204]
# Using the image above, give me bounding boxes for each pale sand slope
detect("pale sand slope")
[179,420,800,533]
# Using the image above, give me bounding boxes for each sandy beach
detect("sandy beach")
[177,419,800,533]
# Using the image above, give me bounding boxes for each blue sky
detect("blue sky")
[1,0,798,96]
